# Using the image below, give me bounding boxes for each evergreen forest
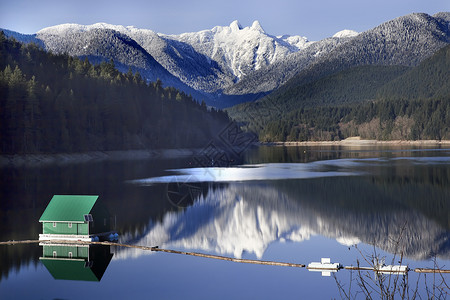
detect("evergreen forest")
[0,32,230,154]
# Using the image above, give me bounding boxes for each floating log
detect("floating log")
[414,268,450,274]
[36,240,306,268]
[344,266,408,273]
[0,240,43,245]
[152,247,306,268]
[344,266,374,271]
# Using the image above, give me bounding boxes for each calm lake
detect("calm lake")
[1,145,449,299]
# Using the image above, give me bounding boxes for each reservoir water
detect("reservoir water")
[1,145,449,299]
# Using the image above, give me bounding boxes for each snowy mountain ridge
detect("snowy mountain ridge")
[37,22,149,35]
[35,20,315,97]
[228,12,450,106]
[4,12,449,107]
[162,20,310,79]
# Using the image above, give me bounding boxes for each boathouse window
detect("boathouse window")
[68,222,72,228]
[84,214,93,222]
[53,222,56,227]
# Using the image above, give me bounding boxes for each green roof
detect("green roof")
[39,195,99,222]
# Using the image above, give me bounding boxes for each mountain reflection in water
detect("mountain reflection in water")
[120,158,450,261]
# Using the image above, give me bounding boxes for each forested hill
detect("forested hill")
[0,32,231,154]
[228,44,450,142]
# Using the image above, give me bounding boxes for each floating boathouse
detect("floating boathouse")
[39,195,113,242]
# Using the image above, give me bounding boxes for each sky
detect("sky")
[0,0,449,41]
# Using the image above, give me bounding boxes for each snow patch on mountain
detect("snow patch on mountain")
[332,29,359,39]
[38,22,153,36]
[278,34,311,49]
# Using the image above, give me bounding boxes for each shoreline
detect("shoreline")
[260,139,450,147]
[2,139,450,167]
[0,149,199,168]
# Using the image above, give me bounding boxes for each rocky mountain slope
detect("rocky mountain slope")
[35,24,207,100]
[223,31,358,95]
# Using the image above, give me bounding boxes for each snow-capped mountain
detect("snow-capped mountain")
[226,12,450,99]
[35,20,312,98]
[39,23,232,94]
[36,23,207,100]
[162,20,308,80]
[223,33,355,95]
[231,12,450,114]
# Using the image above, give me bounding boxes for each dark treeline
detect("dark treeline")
[0,32,230,154]
[260,97,450,141]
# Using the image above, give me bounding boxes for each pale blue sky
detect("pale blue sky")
[1,0,449,40]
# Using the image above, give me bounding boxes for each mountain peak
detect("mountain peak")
[251,20,265,33]
[332,29,359,39]
[229,20,243,32]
